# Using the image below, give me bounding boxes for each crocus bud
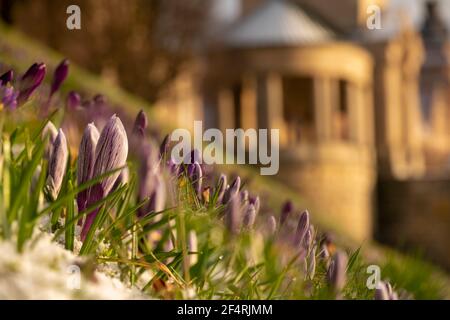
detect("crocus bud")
[304,225,314,252]
[46,129,68,200]
[306,244,317,280]
[327,251,348,294]
[188,230,198,266]
[42,120,58,159]
[243,203,256,228]
[145,172,166,215]
[268,215,277,235]
[294,210,310,246]
[222,176,240,204]
[92,115,128,195]
[0,70,13,86]
[190,162,203,198]
[81,115,128,240]
[133,109,148,137]
[0,86,18,110]
[280,201,293,226]
[159,133,171,158]
[215,174,227,204]
[249,196,260,215]
[50,59,69,97]
[187,149,202,164]
[18,62,46,103]
[76,123,100,211]
[240,189,249,204]
[225,193,241,235]
[66,91,81,110]
[374,282,390,300]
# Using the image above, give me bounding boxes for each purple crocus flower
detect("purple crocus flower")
[294,210,310,247]
[190,162,203,198]
[159,133,171,158]
[66,91,81,110]
[215,174,227,204]
[375,281,398,300]
[143,172,166,216]
[243,203,256,228]
[0,86,18,110]
[18,62,46,103]
[0,70,13,86]
[222,176,241,204]
[327,251,348,294]
[280,201,293,226]
[81,115,128,240]
[249,195,260,214]
[225,193,241,235]
[76,123,100,214]
[306,244,317,280]
[268,215,277,235]
[46,129,68,200]
[42,120,58,159]
[138,142,166,218]
[133,109,148,137]
[50,59,69,98]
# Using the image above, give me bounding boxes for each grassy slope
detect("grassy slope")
[1,22,449,299]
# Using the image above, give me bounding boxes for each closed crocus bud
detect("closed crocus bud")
[0,70,13,86]
[145,172,166,215]
[66,91,81,110]
[280,201,293,226]
[327,251,348,294]
[76,123,100,211]
[304,225,314,252]
[18,62,46,103]
[225,193,241,235]
[159,133,171,158]
[240,189,249,204]
[306,244,317,280]
[42,120,58,159]
[294,210,310,246]
[191,162,203,198]
[133,109,148,137]
[215,174,227,204]
[188,149,202,164]
[0,86,18,110]
[243,203,256,228]
[81,115,128,240]
[222,176,240,204]
[249,196,260,215]
[268,215,277,235]
[374,282,390,300]
[50,59,69,98]
[46,129,68,200]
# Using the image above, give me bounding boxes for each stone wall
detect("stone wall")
[377,179,450,270]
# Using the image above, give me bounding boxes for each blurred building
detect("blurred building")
[152,0,450,267]
[157,0,450,268]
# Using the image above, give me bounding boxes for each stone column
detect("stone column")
[313,77,333,142]
[240,74,257,131]
[218,87,235,133]
[257,73,287,146]
[347,82,366,144]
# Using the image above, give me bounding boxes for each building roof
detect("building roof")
[224,0,337,47]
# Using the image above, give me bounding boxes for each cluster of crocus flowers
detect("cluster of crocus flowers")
[1,59,70,111]
[78,114,129,240]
